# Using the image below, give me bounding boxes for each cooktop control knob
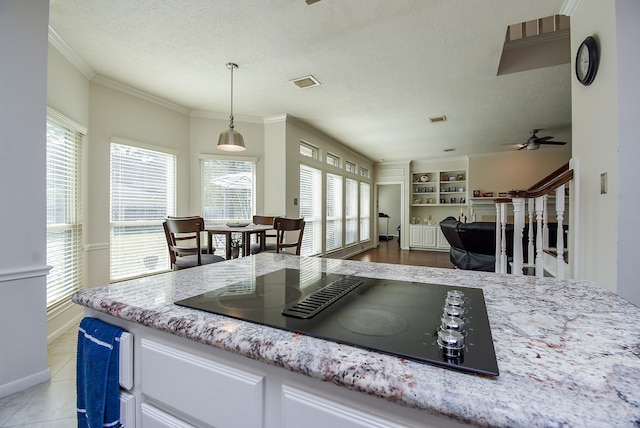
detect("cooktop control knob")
[443,304,465,319]
[437,329,465,357]
[445,296,465,308]
[441,315,465,333]
[447,290,465,300]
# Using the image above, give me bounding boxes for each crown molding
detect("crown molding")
[560,0,582,16]
[190,109,263,124]
[48,26,95,80]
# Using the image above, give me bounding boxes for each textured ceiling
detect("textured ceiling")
[48,0,572,162]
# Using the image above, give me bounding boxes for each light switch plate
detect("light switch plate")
[600,172,607,194]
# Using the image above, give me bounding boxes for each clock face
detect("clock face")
[577,45,590,79]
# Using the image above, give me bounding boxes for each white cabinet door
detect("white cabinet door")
[423,226,437,247]
[437,227,450,250]
[409,225,424,247]
[141,339,264,428]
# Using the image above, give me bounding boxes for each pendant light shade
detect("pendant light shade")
[217,62,245,151]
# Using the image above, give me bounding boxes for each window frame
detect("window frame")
[109,137,177,281]
[46,108,86,311]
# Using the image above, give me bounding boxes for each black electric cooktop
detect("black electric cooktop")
[175,268,499,376]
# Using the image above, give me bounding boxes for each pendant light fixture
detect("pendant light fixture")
[217,62,245,151]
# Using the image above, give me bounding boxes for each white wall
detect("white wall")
[571,2,621,295]
[614,0,640,306]
[0,0,51,398]
[189,114,265,216]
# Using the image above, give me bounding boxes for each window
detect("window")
[46,113,84,310]
[110,140,176,281]
[360,182,371,241]
[201,157,255,222]
[325,173,343,251]
[326,152,340,168]
[345,178,359,245]
[299,164,322,256]
[360,167,370,178]
[345,161,356,174]
[300,141,318,160]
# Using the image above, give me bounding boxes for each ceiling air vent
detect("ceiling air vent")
[291,75,321,89]
[429,115,447,123]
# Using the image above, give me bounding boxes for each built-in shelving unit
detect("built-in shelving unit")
[411,170,468,207]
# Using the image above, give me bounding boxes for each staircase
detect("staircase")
[494,162,574,278]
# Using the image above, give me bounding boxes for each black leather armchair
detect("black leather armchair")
[439,216,567,272]
[439,217,510,272]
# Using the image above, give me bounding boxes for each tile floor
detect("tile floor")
[0,324,78,427]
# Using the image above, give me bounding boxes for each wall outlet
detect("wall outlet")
[600,172,607,194]
[293,197,298,206]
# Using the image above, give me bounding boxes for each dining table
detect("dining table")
[206,223,274,259]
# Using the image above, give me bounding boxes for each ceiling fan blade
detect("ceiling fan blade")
[517,144,528,150]
[306,0,322,4]
[539,141,567,145]
[534,135,554,143]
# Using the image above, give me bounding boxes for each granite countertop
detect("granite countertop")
[72,254,640,427]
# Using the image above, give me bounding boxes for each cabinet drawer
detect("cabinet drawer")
[141,403,195,428]
[141,339,264,428]
[282,385,406,428]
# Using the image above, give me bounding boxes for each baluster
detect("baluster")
[542,194,549,249]
[495,203,501,273]
[511,198,525,276]
[535,196,544,277]
[555,185,565,279]
[527,198,534,268]
[501,202,508,274]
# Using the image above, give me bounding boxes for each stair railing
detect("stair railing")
[494,163,573,277]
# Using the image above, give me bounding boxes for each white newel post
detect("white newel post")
[555,185,566,279]
[495,203,501,273]
[499,203,508,274]
[535,196,545,277]
[511,198,525,276]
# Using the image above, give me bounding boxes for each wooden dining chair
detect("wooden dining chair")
[249,215,278,254]
[274,217,305,256]
[163,216,225,270]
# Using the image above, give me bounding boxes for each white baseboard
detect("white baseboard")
[0,369,51,400]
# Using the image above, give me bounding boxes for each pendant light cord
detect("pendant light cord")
[227,62,238,130]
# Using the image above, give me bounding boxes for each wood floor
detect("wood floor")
[347,238,455,269]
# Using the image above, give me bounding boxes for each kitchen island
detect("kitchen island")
[73,253,640,427]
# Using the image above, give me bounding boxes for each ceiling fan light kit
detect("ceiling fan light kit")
[517,129,568,151]
[218,62,246,152]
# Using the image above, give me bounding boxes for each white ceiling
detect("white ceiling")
[48,0,572,162]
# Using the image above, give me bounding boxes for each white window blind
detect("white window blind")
[360,182,371,241]
[110,141,176,281]
[325,173,343,251]
[201,158,255,223]
[299,164,322,256]
[46,118,83,310]
[345,178,359,245]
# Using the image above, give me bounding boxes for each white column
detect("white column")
[511,198,525,276]
[500,203,508,274]
[555,185,566,279]
[535,196,545,277]
[495,203,501,273]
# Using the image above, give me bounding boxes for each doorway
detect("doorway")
[376,183,402,244]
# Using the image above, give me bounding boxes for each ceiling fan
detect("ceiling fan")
[517,129,568,150]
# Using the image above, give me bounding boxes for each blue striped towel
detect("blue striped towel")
[77,317,125,428]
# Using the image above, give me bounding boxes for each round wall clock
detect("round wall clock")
[575,36,599,86]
